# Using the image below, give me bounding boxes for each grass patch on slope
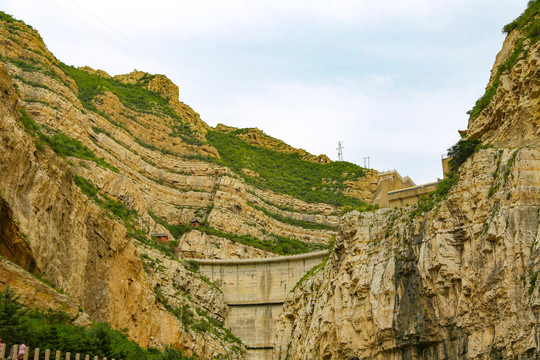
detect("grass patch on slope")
[197,223,328,255]
[59,63,172,116]
[149,210,327,255]
[18,110,119,172]
[206,130,369,207]
[247,202,338,231]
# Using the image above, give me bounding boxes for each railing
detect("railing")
[0,344,115,360]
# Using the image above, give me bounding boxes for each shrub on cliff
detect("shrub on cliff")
[503,0,540,34]
[447,138,482,173]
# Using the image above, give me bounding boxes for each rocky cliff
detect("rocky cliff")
[0,10,378,359]
[273,5,540,360]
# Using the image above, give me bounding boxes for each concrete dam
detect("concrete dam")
[193,250,329,360]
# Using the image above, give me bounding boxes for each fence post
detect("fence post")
[0,343,5,359]
[75,354,80,360]
[55,350,61,360]
[23,347,29,360]
[34,348,40,360]
[84,355,89,360]
[66,352,71,360]
[45,349,50,360]
[93,356,98,360]
[13,345,19,360]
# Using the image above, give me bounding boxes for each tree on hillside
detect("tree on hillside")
[0,286,27,344]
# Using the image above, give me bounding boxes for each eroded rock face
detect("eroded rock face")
[274,147,540,359]
[468,30,540,146]
[0,13,354,359]
[0,60,242,357]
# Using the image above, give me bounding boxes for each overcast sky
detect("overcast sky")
[0,0,527,183]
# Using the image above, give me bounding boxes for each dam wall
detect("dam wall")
[194,251,329,359]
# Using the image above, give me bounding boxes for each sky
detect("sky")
[0,0,528,184]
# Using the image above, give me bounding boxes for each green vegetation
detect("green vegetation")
[148,210,192,240]
[447,138,483,173]
[197,222,328,255]
[503,0,540,34]
[488,149,520,198]
[0,287,196,360]
[0,54,68,88]
[134,137,179,157]
[169,122,205,146]
[59,64,203,147]
[73,176,178,258]
[149,208,328,255]
[248,202,338,231]
[409,172,459,218]
[410,138,483,218]
[206,130,369,207]
[74,176,136,221]
[529,270,539,295]
[183,260,200,273]
[18,110,119,173]
[291,255,329,292]
[60,64,167,115]
[153,287,242,349]
[469,1,540,119]
[91,126,112,138]
[0,12,28,27]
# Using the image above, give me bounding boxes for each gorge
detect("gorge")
[1,2,540,360]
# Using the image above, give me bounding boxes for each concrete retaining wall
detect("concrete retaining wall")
[192,251,329,359]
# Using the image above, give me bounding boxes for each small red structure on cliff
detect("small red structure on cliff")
[151,233,169,243]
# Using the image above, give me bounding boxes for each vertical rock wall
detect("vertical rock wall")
[274,147,540,359]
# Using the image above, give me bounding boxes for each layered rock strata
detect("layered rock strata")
[274,146,540,359]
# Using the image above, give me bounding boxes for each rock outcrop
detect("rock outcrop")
[0,11,372,359]
[273,8,540,360]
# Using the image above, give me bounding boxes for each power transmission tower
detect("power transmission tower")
[363,156,370,169]
[337,141,344,161]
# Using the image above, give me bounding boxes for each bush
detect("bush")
[503,0,540,34]
[409,137,480,218]
[59,64,178,119]
[447,138,482,173]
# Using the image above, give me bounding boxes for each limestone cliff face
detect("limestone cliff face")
[273,13,540,360]
[274,146,540,360]
[468,29,540,145]
[0,12,366,359]
[0,16,246,358]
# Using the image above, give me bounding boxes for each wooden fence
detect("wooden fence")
[0,344,115,360]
